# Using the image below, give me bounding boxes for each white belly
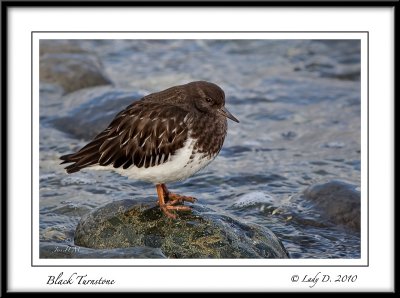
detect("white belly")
[94,138,214,184]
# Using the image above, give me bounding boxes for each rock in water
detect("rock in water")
[40,41,112,94]
[52,89,144,140]
[40,241,166,259]
[74,199,289,258]
[303,180,360,232]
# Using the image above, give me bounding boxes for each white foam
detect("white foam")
[232,191,275,208]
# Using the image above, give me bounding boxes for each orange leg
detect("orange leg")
[156,184,196,219]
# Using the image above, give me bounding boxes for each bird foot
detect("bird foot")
[159,204,192,219]
[166,193,197,205]
[156,184,196,219]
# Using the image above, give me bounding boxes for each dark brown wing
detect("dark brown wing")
[60,101,190,173]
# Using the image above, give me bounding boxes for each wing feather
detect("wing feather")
[60,100,190,173]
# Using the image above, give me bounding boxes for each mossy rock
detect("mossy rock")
[75,199,289,258]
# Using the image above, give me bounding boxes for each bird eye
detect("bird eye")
[205,97,212,103]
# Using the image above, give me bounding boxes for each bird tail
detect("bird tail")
[60,138,104,174]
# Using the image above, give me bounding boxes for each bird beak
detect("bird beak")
[220,107,239,123]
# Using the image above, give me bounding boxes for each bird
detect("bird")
[60,81,239,219]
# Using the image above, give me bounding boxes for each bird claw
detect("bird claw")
[156,184,196,219]
[160,204,192,219]
[166,193,197,204]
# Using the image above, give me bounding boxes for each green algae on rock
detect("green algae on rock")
[74,199,289,258]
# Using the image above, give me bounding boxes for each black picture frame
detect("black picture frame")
[1,0,397,294]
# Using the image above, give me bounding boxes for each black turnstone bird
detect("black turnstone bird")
[60,81,239,219]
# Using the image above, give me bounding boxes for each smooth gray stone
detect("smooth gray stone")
[303,180,360,232]
[74,199,289,259]
[40,41,112,93]
[52,89,143,140]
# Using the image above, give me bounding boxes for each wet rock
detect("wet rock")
[303,180,360,232]
[40,41,112,93]
[40,40,88,56]
[40,241,166,258]
[52,89,144,140]
[74,199,289,258]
